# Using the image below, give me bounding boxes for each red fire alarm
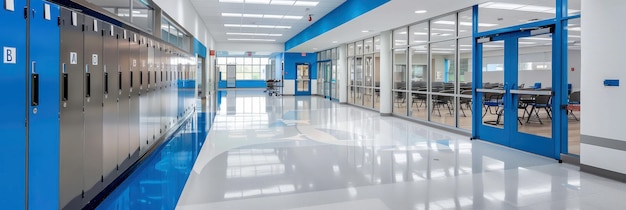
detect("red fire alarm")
[571,67,575,71]
[301,52,306,56]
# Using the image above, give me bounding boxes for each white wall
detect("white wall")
[152,0,214,50]
[283,80,295,95]
[580,0,626,174]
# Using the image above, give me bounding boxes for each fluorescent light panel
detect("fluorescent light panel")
[479,2,574,14]
[227,32,283,36]
[219,0,318,6]
[221,13,302,19]
[224,24,291,29]
[228,38,276,41]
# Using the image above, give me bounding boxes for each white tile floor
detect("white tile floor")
[177,90,626,210]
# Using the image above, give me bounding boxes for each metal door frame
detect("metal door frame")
[473,23,564,159]
[295,63,311,95]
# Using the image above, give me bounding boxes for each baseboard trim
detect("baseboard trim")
[581,164,626,183]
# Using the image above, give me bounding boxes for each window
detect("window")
[217,56,270,80]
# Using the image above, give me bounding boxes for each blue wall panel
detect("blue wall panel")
[285,0,390,50]
[282,52,317,80]
[0,0,27,209]
[193,38,207,58]
[28,0,61,208]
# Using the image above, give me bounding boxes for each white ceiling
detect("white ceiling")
[186,0,581,54]
[189,0,346,44]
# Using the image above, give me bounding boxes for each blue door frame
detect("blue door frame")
[471,1,571,159]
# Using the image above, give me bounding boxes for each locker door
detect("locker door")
[139,36,148,153]
[129,31,140,160]
[101,22,119,187]
[59,8,85,210]
[82,15,104,204]
[0,0,27,209]
[28,0,60,208]
[117,28,131,173]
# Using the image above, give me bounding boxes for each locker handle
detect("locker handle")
[31,73,39,106]
[140,71,143,85]
[130,71,134,88]
[147,71,151,85]
[118,72,122,90]
[31,61,39,106]
[104,72,109,94]
[62,73,69,101]
[86,72,91,97]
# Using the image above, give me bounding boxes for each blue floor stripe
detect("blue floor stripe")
[96,111,215,210]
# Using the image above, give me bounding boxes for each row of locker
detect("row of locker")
[0,1,198,209]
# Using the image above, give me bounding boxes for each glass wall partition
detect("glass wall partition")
[391,9,473,131]
[316,48,338,100]
[347,37,381,110]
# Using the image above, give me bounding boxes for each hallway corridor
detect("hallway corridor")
[173,90,626,209]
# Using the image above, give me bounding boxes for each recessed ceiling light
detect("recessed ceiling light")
[313,48,318,50]
[414,10,427,14]
[332,41,338,43]
[362,30,370,33]
[227,32,283,36]
[293,1,318,6]
[219,0,319,7]
[271,1,295,6]
[224,24,292,29]
[228,38,276,42]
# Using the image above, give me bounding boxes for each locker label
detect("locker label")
[3,47,16,64]
[133,59,137,67]
[92,54,98,65]
[70,52,77,64]
[5,0,14,11]
[71,11,77,26]
[93,19,98,32]
[44,4,51,20]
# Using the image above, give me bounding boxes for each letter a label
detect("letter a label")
[70,52,78,64]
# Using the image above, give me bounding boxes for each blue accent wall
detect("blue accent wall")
[285,0,390,51]
[218,80,268,88]
[193,38,207,58]
[282,52,317,80]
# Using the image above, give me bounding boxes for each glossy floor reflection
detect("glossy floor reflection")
[175,90,624,210]
[97,108,215,210]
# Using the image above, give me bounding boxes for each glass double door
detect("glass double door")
[295,63,310,95]
[476,27,563,159]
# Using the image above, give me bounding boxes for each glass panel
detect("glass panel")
[459,38,473,84]
[409,22,428,45]
[481,40,504,128]
[458,9,472,37]
[409,92,428,121]
[363,88,374,108]
[393,49,408,90]
[374,53,381,90]
[348,57,355,103]
[355,40,364,55]
[374,87,380,110]
[409,45,427,91]
[393,27,408,48]
[568,0,581,16]
[131,0,154,33]
[478,1,556,32]
[355,57,363,87]
[458,94,473,130]
[431,40,457,92]
[517,34,552,138]
[348,43,355,57]
[355,87,364,106]
[393,91,408,115]
[364,38,374,54]
[430,14,456,42]
[331,62,338,99]
[348,85,355,104]
[430,93,455,127]
[364,55,374,87]
[331,48,337,59]
[374,36,381,52]
[567,18,581,155]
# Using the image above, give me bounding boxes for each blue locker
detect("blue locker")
[27,0,60,208]
[0,0,27,209]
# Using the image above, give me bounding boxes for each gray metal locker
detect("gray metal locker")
[129,31,140,160]
[59,8,85,210]
[139,36,149,153]
[101,22,119,187]
[82,15,104,204]
[147,40,157,145]
[117,28,131,173]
